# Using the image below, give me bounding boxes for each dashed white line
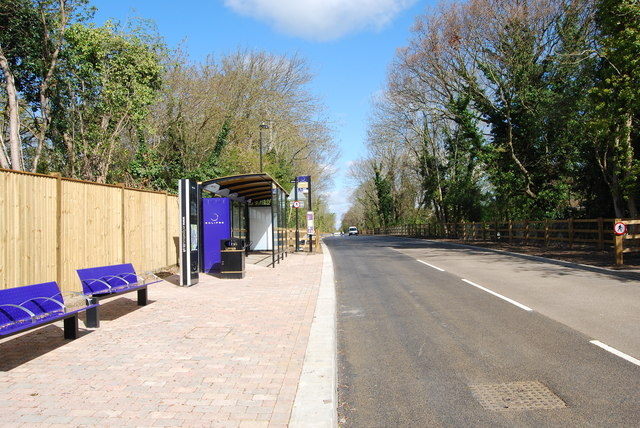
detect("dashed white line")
[461,279,533,312]
[590,340,640,367]
[417,259,445,272]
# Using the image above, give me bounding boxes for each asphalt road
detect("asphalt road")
[324,235,640,427]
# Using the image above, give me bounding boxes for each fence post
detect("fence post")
[118,183,126,263]
[569,217,574,249]
[164,190,169,267]
[51,173,62,285]
[598,217,604,250]
[615,218,623,265]
[508,220,513,244]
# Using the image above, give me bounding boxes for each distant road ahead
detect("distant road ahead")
[325,235,640,428]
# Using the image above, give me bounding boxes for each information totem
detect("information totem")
[179,179,200,286]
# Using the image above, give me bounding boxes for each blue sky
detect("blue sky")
[90,0,434,228]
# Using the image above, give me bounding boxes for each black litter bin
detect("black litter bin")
[220,239,245,279]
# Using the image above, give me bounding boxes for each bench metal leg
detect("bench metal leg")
[64,315,79,339]
[86,303,100,328]
[137,287,148,306]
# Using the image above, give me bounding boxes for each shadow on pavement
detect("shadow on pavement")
[0,325,94,371]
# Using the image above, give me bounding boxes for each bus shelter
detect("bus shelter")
[179,174,288,285]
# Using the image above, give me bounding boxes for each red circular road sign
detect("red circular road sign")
[614,222,627,236]
[293,201,301,209]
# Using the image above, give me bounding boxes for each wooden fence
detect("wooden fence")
[1,169,180,292]
[366,218,640,265]
[285,228,320,251]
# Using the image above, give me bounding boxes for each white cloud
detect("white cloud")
[224,0,418,41]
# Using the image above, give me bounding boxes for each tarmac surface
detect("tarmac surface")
[0,248,337,428]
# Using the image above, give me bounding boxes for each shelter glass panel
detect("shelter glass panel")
[230,199,247,244]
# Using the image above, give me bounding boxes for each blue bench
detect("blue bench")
[76,263,161,328]
[0,281,98,340]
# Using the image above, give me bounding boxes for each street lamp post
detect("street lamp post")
[259,123,269,172]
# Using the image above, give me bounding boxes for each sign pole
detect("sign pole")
[294,178,300,252]
[308,177,313,253]
[614,220,626,265]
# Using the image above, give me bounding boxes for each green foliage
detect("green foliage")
[51,20,164,181]
[372,163,394,227]
[586,0,640,217]
[0,0,43,96]
[415,97,487,224]
[471,8,585,220]
[442,96,485,222]
[0,0,95,171]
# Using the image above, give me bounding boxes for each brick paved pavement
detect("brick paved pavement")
[0,252,324,428]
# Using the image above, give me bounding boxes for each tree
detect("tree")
[51,20,163,182]
[588,0,640,217]
[0,0,40,170]
[372,162,393,227]
[454,0,594,219]
[0,0,92,171]
[143,49,337,195]
[341,201,366,232]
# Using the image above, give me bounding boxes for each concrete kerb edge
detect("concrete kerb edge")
[289,240,338,428]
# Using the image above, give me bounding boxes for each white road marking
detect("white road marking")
[417,259,445,272]
[461,279,533,312]
[590,340,640,367]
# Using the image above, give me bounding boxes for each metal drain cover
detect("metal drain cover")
[470,381,566,411]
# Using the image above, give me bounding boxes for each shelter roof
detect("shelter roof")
[200,173,288,203]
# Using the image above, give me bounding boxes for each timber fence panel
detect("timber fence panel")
[60,180,123,292]
[167,194,180,266]
[124,189,170,273]
[0,170,57,289]
[620,219,640,264]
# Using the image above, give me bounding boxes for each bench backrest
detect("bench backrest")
[0,281,64,327]
[76,263,139,295]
